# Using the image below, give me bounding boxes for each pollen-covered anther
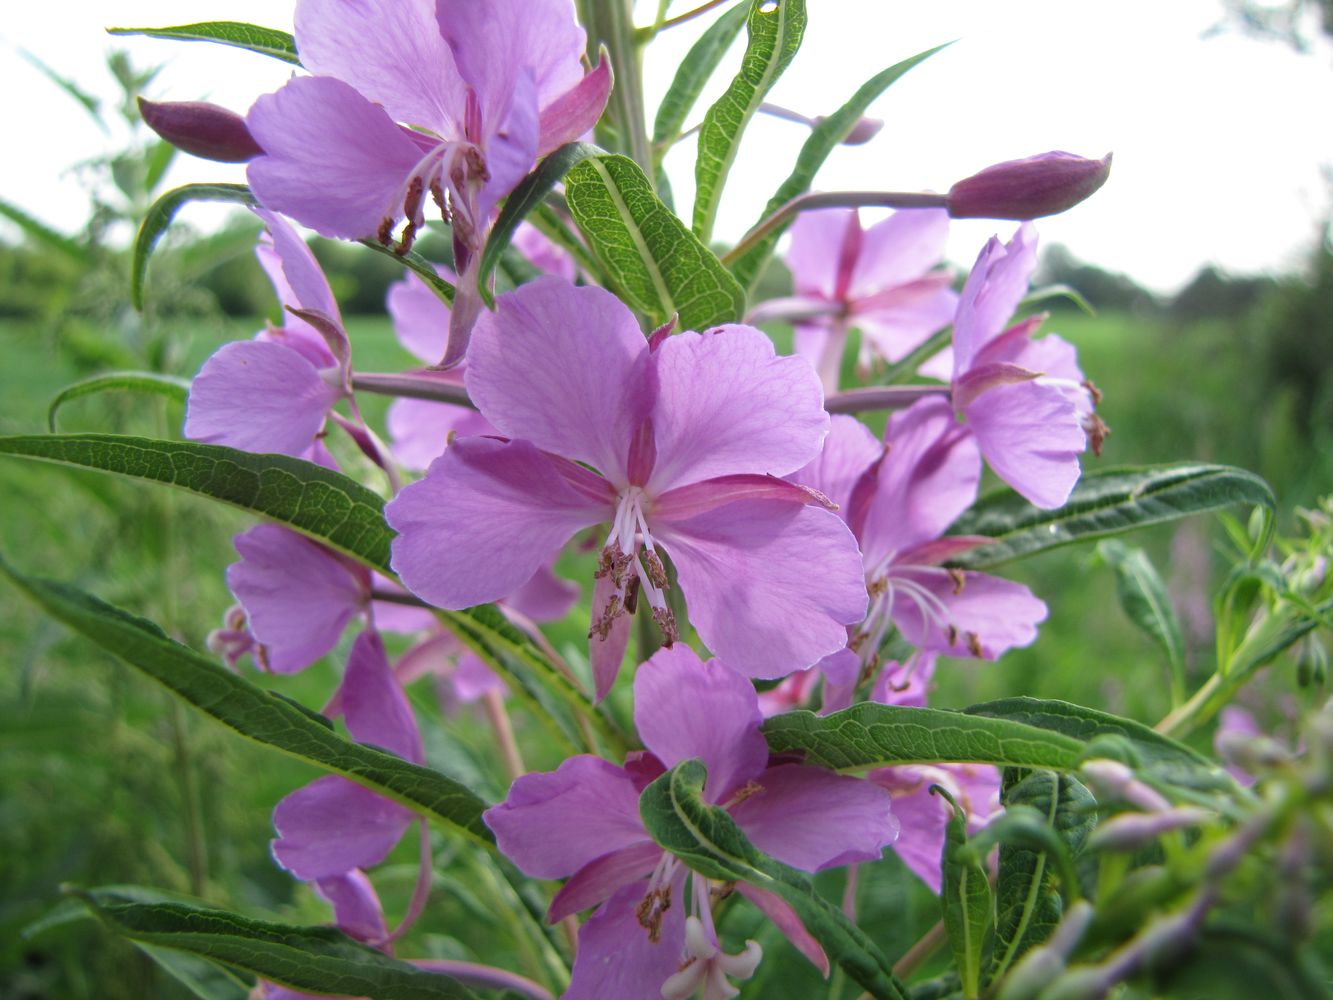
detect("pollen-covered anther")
[966,631,983,657]
[948,568,966,595]
[642,548,670,590]
[635,885,672,942]
[726,781,765,807]
[1086,412,1110,457]
[588,596,623,640]
[867,576,888,597]
[710,880,737,901]
[653,606,679,647]
[947,624,959,647]
[1082,377,1104,406]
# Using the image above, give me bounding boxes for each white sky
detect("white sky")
[2,0,1331,293]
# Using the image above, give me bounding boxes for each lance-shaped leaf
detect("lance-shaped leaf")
[72,888,475,999]
[946,464,1276,570]
[761,704,1084,772]
[0,434,394,570]
[133,182,256,309]
[0,556,492,841]
[107,22,300,65]
[726,43,946,290]
[963,697,1233,796]
[47,372,190,431]
[1097,540,1187,703]
[357,238,456,304]
[479,141,601,303]
[134,943,251,1000]
[651,3,749,153]
[640,759,908,1000]
[564,153,746,329]
[692,0,807,243]
[0,197,91,263]
[988,771,1095,981]
[934,787,994,999]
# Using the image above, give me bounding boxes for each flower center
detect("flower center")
[589,488,679,646]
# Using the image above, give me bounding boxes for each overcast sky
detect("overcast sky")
[3,0,1331,293]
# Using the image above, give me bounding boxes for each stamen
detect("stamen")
[652,606,679,647]
[642,548,669,590]
[948,568,966,595]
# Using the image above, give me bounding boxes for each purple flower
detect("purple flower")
[245,0,610,367]
[950,224,1103,509]
[185,208,349,462]
[484,645,898,997]
[385,278,867,697]
[751,208,957,391]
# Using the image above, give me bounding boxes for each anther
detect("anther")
[624,575,641,615]
[653,607,679,647]
[966,631,983,657]
[948,568,966,595]
[947,624,959,647]
[642,548,670,590]
[588,596,623,640]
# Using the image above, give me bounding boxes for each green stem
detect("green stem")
[578,0,652,175]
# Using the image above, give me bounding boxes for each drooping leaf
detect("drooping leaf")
[1098,540,1187,703]
[0,556,492,843]
[692,0,807,243]
[0,197,92,263]
[133,183,256,309]
[480,142,601,303]
[726,43,946,289]
[935,787,993,999]
[651,3,749,152]
[988,771,1096,980]
[0,434,394,570]
[962,697,1232,796]
[72,888,476,999]
[107,22,300,65]
[947,464,1276,570]
[640,759,908,1000]
[761,704,1084,772]
[564,153,746,330]
[47,373,190,431]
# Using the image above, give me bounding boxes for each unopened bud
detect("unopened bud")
[1087,807,1213,852]
[1296,635,1327,688]
[138,97,264,163]
[947,151,1112,221]
[997,901,1094,1000]
[1080,758,1170,812]
[813,114,884,145]
[1034,967,1110,1000]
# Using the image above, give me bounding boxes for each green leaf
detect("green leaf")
[639,760,908,1000]
[692,0,807,243]
[356,237,455,304]
[1097,541,1187,703]
[0,197,91,263]
[19,49,105,128]
[651,3,749,151]
[73,888,476,999]
[133,183,256,310]
[480,142,601,303]
[133,943,251,1000]
[989,772,1095,980]
[47,372,190,431]
[947,463,1276,570]
[726,43,945,290]
[935,787,993,999]
[565,153,746,329]
[761,704,1085,772]
[0,434,394,570]
[107,22,300,65]
[0,556,492,843]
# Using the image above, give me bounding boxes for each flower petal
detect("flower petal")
[386,396,493,471]
[952,223,1038,375]
[965,379,1085,509]
[731,764,897,871]
[633,645,768,803]
[387,268,456,364]
[386,436,611,609]
[788,414,881,521]
[506,564,579,623]
[537,56,612,155]
[484,755,647,879]
[565,881,687,1000]
[655,502,867,680]
[548,841,663,921]
[341,630,424,764]
[853,275,958,364]
[272,775,413,880]
[590,572,633,702]
[248,76,427,240]
[890,567,1046,659]
[465,278,647,482]
[314,870,388,944]
[786,208,856,300]
[226,524,365,674]
[646,325,829,493]
[849,208,951,298]
[735,885,828,975]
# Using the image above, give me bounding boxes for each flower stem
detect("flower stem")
[824,385,951,415]
[351,371,475,407]
[484,688,527,783]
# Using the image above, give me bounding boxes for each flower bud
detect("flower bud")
[813,114,884,145]
[947,151,1112,220]
[1086,806,1213,852]
[138,97,264,163]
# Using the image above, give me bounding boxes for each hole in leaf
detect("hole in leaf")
[758,0,778,12]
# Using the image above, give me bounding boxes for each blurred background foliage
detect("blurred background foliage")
[1,47,1331,1000]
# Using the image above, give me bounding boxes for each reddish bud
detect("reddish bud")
[946,151,1112,220]
[812,114,884,146]
[138,97,264,163]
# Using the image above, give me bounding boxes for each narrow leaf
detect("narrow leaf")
[947,463,1276,570]
[640,760,908,1000]
[0,434,394,570]
[0,557,492,842]
[357,237,455,304]
[480,142,601,302]
[107,22,300,65]
[1097,540,1187,702]
[651,3,749,150]
[565,153,746,329]
[692,0,807,243]
[134,943,251,1000]
[19,49,104,127]
[48,372,190,431]
[989,771,1095,979]
[0,197,91,263]
[73,888,476,999]
[727,43,945,289]
[133,183,256,309]
[761,704,1084,772]
[935,787,993,999]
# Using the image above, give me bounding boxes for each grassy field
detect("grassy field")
[0,298,1320,998]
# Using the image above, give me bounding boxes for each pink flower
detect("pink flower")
[385,278,867,697]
